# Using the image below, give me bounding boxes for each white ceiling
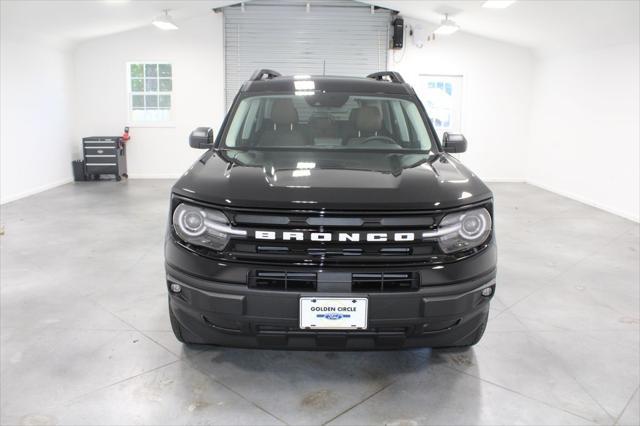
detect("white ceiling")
[0,0,238,49]
[364,0,640,56]
[1,0,638,55]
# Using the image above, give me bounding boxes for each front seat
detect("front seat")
[345,106,385,145]
[257,99,308,147]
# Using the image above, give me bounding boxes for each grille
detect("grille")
[233,212,436,228]
[352,272,419,292]
[249,271,418,292]
[172,203,492,267]
[249,244,431,258]
[249,271,317,291]
[224,209,445,266]
[229,239,441,266]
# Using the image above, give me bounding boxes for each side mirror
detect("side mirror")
[442,132,467,153]
[189,127,214,149]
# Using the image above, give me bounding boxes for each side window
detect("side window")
[127,63,173,124]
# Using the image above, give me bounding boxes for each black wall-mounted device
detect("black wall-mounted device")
[392,18,404,49]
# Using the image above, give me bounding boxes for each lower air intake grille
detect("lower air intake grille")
[249,271,419,293]
[250,271,317,291]
[352,272,419,292]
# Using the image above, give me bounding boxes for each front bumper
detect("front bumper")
[165,238,497,350]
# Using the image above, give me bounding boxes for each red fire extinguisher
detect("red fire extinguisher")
[121,126,131,143]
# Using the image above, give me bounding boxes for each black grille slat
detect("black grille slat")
[306,217,364,226]
[380,217,435,226]
[307,248,363,256]
[380,248,411,254]
[352,272,418,292]
[250,271,317,291]
[257,246,289,254]
[235,214,290,225]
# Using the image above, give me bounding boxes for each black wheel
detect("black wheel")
[116,175,122,182]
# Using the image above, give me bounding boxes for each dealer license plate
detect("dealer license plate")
[299,297,368,330]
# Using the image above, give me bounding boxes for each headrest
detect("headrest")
[354,106,382,133]
[271,99,298,126]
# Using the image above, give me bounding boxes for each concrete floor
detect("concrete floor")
[0,180,638,426]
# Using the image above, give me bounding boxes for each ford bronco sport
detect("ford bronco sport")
[165,70,497,349]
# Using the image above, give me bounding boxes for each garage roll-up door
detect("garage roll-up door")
[223,0,393,109]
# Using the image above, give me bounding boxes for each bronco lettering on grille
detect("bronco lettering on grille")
[254,231,416,242]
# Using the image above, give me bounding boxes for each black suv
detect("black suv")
[165,70,496,349]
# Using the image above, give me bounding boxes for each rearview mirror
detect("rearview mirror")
[189,127,214,149]
[442,132,467,153]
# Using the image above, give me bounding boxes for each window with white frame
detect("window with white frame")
[415,75,463,140]
[127,63,173,124]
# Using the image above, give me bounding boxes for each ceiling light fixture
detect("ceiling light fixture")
[434,14,459,35]
[482,0,516,9]
[152,9,179,31]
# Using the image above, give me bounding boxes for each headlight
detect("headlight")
[172,203,246,251]
[423,207,492,254]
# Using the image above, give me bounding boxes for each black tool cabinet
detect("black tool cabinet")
[82,136,128,181]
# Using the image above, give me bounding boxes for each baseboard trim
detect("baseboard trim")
[126,174,181,179]
[1,177,74,205]
[484,178,526,183]
[526,180,639,223]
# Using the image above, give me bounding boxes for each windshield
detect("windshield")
[222,94,435,152]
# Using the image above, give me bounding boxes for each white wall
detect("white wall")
[0,38,74,204]
[388,20,535,181]
[72,12,225,178]
[8,7,636,222]
[528,43,640,221]
[73,13,532,182]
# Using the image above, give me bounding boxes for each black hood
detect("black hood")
[172,150,492,211]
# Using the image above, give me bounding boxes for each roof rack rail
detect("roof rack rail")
[366,71,405,84]
[249,69,282,81]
